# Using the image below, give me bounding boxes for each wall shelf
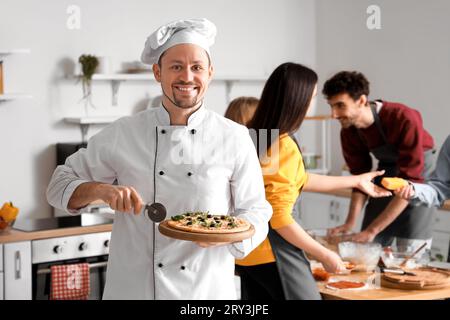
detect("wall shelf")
[64,116,122,143]
[66,73,267,141]
[73,73,266,106]
[0,93,33,101]
[0,49,31,56]
[0,49,31,101]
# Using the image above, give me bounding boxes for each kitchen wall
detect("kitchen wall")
[315,0,450,174]
[0,0,316,218]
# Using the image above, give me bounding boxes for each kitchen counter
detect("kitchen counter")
[314,189,450,211]
[0,224,112,244]
[317,271,450,300]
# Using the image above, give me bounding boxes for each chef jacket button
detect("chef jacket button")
[159,171,165,175]
[161,129,166,134]
[190,129,196,134]
[180,266,186,270]
[187,172,193,177]
[158,263,163,268]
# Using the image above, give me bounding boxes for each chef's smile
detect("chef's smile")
[173,84,198,96]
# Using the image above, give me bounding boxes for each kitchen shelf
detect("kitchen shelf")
[64,116,122,142]
[0,49,31,56]
[0,49,31,102]
[73,73,267,106]
[0,93,33,101]
[303,115,332,175]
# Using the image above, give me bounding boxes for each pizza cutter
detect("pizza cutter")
[144,203,167,223]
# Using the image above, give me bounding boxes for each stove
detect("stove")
[13,213,113,232]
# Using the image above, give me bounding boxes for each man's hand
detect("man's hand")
[356,170,392,198]
[394,184,415,200]
[327,223,354,236]
[98,184,144,214]
[195,242,232,248]
[351,229,376,243]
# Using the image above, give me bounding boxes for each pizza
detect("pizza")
[326,280,366,290]
[167,211,251,234]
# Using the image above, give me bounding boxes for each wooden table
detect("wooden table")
[317,271,450,300]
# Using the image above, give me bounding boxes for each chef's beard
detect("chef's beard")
[162,86,201,110]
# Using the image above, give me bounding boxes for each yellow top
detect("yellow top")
[236,134,308,266]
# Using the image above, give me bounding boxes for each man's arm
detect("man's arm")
[406,135,450,207]
[46,122,141,214]
[68,182,143,214]
[408,183,443,207]
[352,196,409,242]
[226,128,272,258]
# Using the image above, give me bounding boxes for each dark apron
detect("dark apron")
[359,103,435,245]
[267,135,321,300]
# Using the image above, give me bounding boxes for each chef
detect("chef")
[323,71,435,250]
[46,18,272,300]
[395,134,450,207]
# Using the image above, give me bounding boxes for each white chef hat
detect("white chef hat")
[141,18,217,65]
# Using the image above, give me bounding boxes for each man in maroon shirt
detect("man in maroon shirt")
[323,71,435,249]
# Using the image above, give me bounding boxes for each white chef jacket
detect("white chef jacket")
[46,104,272,300]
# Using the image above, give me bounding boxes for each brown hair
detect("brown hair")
[224,96,259,126]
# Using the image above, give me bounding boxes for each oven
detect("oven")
[31,231,111,300]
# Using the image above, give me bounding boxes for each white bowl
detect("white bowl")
[338,241,382,272]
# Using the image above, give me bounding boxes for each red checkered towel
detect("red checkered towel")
[50,263,90,300]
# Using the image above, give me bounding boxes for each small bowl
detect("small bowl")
[381,246,430,269]
[307,229,356,252]
[338,241,382,272]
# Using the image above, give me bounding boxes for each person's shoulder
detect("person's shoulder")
[113,109,154,128]
[276,135,301,159]
[381,100,421,120]
[279,134,297,148]
[205,109,249,133]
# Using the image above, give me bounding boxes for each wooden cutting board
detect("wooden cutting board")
[158,220,255,242]
[381,268,450,290]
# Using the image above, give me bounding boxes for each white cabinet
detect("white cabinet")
[297,193,335,229]
[433,209,450,233]
[3,241,32,300]
[0,244,3,300]
[430,209,450,262]
[0,272,4,300]
[0,244,3,272]
[430,231,450,262]
[297,192,364,232]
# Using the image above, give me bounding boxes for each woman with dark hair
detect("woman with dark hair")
[235,63,391,300]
